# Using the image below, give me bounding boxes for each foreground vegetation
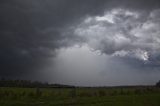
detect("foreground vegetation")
[0,86,160,106]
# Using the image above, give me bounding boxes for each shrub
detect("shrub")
[156,80,160,87]
[98,90,106,96]
[35,88,42,97]
[69,89,76,98]
[134,89,142,95]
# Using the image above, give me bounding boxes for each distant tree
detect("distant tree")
[0,78,75,88]
[156,80,160,87]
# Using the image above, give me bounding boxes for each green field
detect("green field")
[0,87,160,106]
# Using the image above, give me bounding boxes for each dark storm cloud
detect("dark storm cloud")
[0,0,160,79]
[0,0,109,77]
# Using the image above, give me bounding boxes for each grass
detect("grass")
[0,87,160,106]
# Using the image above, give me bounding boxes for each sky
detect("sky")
[0,0,160,86]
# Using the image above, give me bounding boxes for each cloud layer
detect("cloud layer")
[0,0,107,77]
[0,0,160,85]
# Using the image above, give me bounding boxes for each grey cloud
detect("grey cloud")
[0,0,160,82]
[0,0,109,77]
[74,8,160,64]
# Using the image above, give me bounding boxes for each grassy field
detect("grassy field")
[0,87,160,106]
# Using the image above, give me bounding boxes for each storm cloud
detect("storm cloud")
[0,0,107,77]
[0,0,160,85]
[74,8,160,61]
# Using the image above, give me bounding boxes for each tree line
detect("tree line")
[0,78,160,88]
[0,78,75,88]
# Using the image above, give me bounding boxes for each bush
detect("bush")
[69,89,76,98]
[28,92,34,97]
[98,90,106,96]
[156,80,160,87]
[35,88,42,97]
[134,89,143,95]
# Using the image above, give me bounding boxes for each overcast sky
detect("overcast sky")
[1,0,160,86]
